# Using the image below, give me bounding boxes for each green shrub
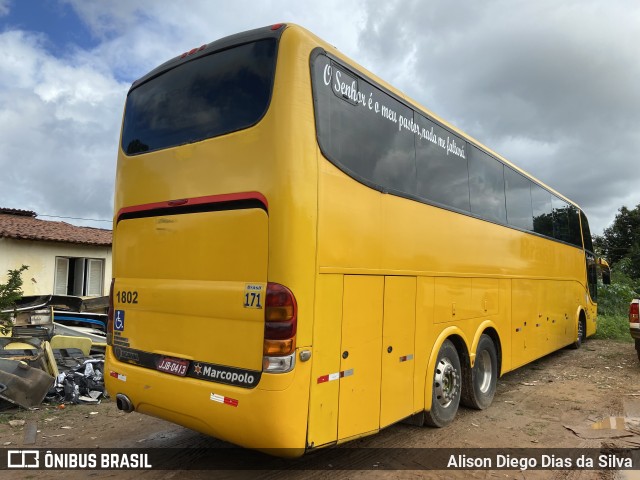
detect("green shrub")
[593,259,636,341]
[597,259,639,317]
[0,265,28,335]
[594,314,633,341]
[597,282,636,317]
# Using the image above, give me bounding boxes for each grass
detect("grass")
[594,314,633,341]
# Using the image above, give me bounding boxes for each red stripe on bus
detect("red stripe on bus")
[117,191,268,220]
[317,369,354,384]
[224,397,239,407]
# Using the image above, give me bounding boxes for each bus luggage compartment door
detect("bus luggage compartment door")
[337,275,384,439]
[380,276,416,428]
[336,275,417,439]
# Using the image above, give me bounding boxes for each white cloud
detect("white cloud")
[1,0,639,235]
[0,29,128,224]
[64,0,367,80]
[0,1,368,225]
[0,0,9,17]
[356,0,640,234]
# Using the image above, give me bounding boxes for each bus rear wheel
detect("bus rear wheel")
[425,339,461,427]
[461,334,497,410]
[571,318,586,349]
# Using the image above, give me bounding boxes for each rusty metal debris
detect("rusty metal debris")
[10,294,108,349]
[0,357,54,409]
[1,294,108,410]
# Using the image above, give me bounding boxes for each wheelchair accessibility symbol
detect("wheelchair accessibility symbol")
[115,310,125,331]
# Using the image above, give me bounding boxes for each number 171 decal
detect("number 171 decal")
[243,284,265,309]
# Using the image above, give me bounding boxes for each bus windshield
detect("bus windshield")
[121,39,277,155]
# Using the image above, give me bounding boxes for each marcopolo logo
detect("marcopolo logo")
[192,363,259,387]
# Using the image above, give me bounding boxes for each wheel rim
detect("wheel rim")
[476,349,493,394]
[434,357,459,408]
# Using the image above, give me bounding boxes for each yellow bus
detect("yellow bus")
[105,23,607,455]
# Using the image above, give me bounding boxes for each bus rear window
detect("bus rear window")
[121,39,277,155]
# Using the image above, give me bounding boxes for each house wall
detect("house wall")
[0,238,112,296]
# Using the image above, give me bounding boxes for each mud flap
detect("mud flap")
[0,358,55,408]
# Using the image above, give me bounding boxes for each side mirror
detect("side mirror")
[597,258,611,285]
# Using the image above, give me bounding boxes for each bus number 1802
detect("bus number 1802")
[117,290,139,304]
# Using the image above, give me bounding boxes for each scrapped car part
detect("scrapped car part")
[0,358,54,408]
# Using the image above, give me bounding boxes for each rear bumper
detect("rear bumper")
[104,347,311,455]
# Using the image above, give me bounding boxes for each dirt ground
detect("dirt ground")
[1,338,639,479]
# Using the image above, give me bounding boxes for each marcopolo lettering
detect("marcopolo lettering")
[202,365,254,384]
[193,362,259,387]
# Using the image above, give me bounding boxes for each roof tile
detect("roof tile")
[0,212,111,246]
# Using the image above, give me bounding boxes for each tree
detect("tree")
[600,204,640,278]
[596,257,640,316]
[0,265,29,335]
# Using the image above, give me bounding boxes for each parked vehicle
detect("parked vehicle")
[106,23,611,455]
[630,299,640,361]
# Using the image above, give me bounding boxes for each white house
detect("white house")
[0,208,112,297]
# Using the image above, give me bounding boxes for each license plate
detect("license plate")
[157,357,189,377]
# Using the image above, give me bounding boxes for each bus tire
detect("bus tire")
[461,334,497,410]
[571,318,586,349]
[425,339,461,428]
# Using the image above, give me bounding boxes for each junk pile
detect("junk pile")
[0,295,108,410]
[53,358,105,405]
[12,294,108,346]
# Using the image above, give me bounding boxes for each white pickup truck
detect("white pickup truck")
[630,299,640,361]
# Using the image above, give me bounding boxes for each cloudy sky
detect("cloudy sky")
[0,0,638,235]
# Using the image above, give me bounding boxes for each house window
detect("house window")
[54,257,105,296]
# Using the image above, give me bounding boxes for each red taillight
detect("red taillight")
[630,302,639,323]
[107,279,115,345]
[271,23,285,31]
[264,283,297,355]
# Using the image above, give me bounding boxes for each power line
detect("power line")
[38,214,112,223]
